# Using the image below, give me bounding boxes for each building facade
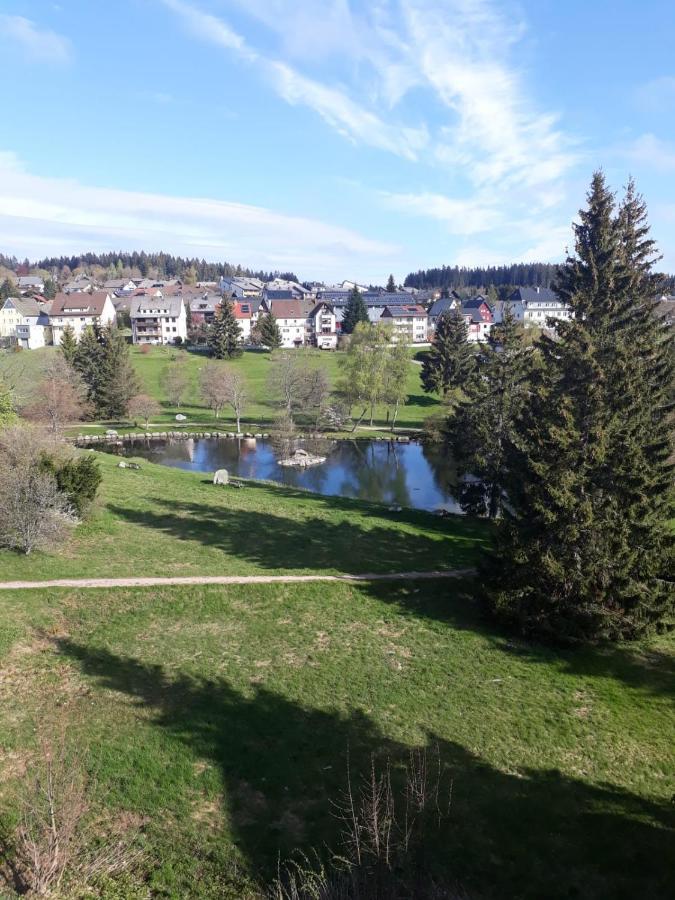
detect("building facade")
[130,293,187,345]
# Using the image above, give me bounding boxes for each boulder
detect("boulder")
[213,469,229,485]
[117,461,127,468]
[175,413,187,421]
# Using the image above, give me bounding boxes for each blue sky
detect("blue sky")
[1,0,674,282]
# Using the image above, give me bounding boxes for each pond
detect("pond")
[120,437,464,514]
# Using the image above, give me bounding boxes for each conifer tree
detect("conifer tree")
[208,300,242,358]
[485,172,674,642]
[449,309,532,519]
[73,325,105,410]
[43,278,57,299]
[259,311,282,350]
[421,311,476,400]
[341,287,369,335]
[386,274,396,293]
[59,325,77,364]
[98,325,139,419]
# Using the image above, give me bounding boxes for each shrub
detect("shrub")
[41,454,102,516]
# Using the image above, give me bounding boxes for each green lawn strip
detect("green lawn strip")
[0,451,488,581]
[2,345,442,433]
[0,581,672,898]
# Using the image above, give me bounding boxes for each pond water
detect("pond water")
[121,437,464,513]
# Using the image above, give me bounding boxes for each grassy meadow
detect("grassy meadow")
[0,452,672,897]
[0,344,440,435]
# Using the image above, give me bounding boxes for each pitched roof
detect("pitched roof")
[233,301,253,319]
[428,297,458,317]
[381,304,426,317]
[511,286,557,303]
[2,296,42,317]
[17,275,44,287]
[50,292,112,316]
[462,294,490,309]
[130,294,184,317]
[269,299,306,319]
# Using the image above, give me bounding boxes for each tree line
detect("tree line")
[420,173,673,644]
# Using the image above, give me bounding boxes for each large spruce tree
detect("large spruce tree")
[259,311,282,350]
[341,287,369,334]
[449,309,532,519]
[59,324,77,364]
[209,299,242,358]
[98,325,139,419]
[421,310,476,400]
[73,325,105,410]
[485,172,674,642]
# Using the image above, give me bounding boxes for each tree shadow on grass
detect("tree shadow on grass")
[106,497,486,574]
[55,638,674,900]
[368,580,675,699]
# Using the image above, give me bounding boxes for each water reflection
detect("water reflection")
[121,437,464,514]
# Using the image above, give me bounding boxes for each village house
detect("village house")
[103,278,136,294]
[510,287,571,327]
[49,292,117,345]
[263,279,311,302]
[380,304,428,343]
[17,275,45,294]
[233,300,254,342]
[189,294,221,326]
[461,296,494,342]
[308,301,338,349]
[130,292,187,345]
[268,299,309,347]
[63,274,96,294]
[427,295,460,333]
[220,276,264,297]
[0,296,51,345]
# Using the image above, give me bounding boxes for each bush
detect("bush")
[41,455,102,516]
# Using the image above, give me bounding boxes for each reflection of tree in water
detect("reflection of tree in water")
[340,441,411,507]
[420,440,462,506]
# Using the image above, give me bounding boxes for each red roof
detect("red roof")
[233,301,252,319]
[269,299,305,319]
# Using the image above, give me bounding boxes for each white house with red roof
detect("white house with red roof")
[233,300,254,341]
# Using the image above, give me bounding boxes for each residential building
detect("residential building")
[427,295,460,332]
[491,298,524,324]
[263,279,311,301]
[510,287,571,327]
[269,299,308,347]
[380,304,428,343]
[130,293,187,345]
[308,302,338,349]
[233,300,254,342]
[16,306,52,350]
[220,276,264,297]
[50,291,116,344]
[0,296,51,344]
[189,294,221,326]
[103,278,136,293]
[63,275,96,294]
[17,275,45,294]
[461,296,494,342]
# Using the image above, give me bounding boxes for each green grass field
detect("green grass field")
[0,454,673,898]
[0,344,439,434]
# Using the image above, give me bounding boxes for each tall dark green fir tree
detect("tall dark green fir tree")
[259,311,282,350]
[59,324,77,365]
[386,274,396,293]
[485,172,674,642]
[342,287,369,334]
[208,300,242,358]
[420,310,476,401]
[449,309,532,519]
[98,324,139,419]
[73,325,105,410]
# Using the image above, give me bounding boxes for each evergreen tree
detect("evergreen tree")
[59,325,77,365]
[485,172,674,642]
[420,311,476,400]
[208,300,242,359]
[259,311,282,350]
[449,310,532,519]
[42,278,57,299]
[73,325,105,410]
[342,287,369,335]
[386,274,396,293]
[98,325,139,418]
[0,278,17,300]
[0,380,16,426]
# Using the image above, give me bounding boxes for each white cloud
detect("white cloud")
[0,14,71,63]
[622,133,675,172]
[161,0,427,159]
[0,152,399,280]
[380,190,503,234]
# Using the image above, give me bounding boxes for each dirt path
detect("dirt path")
[0,570,474,591]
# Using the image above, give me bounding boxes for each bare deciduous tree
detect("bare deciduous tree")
[0,468,76,554]
[128,393,160,430]
[8,739,143,896]
[199,362,247,426]
[23,357,88,434]
[165,361,190,408]
[267,352,312,416]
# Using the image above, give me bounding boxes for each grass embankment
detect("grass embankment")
[0,457,672,897]
[0,451,486,581]
[0,345,439,435]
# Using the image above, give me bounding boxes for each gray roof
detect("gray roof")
[2,296,43,317]
[17,276,44,287]
[511,287,557,303]
[428,297,458,318]
[131,295,184,318]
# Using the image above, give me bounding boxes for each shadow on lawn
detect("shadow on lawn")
[368,581,675,699]
[56,638,674,899]
[106,496,487,574]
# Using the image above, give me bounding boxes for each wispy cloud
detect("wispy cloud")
[634,76,675,114]
[161,0,427,160]
[0,152,398,280]
[0,14,71,63]
[622,133,675,172]
[380,190,503,235]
